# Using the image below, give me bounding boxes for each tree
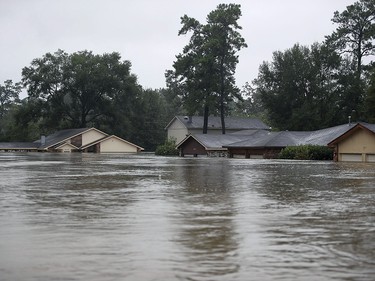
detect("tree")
[0,80,21,118]
[365,66,375,122]
[167,3,247,134]
[0,80,22,140]
[22,50,138,130]
[325,0,375,117]
[326,0,375,79]
[254,43,341,130]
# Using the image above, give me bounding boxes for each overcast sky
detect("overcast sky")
[1,0,355,95]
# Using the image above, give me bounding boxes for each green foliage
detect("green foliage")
[22,50,138,129]
[254,43,342,131]
[325,0,375,79]
[279,145,333,160]
[365,67,375,122]
[167,3,247,134]
[155,138,179,156]
[0,80,21,118]
[0,80,22,141]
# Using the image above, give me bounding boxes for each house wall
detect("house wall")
[167,119,188,144]
[81,130,107,147]
[70,135,82,147]
[337,129,375,162]
[56,143,76,153]
[168,118,249,145]
[99,137,139,153]
[180,138,206,156]
[227,148,282,159]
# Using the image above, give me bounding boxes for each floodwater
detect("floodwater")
[0,153,374,281]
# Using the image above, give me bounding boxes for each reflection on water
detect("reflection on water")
[0,153,374,281]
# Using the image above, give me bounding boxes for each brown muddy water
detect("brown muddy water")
[0,153,374,281]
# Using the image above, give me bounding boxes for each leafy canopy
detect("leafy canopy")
[167,3,247,134]
[22,50,137,129]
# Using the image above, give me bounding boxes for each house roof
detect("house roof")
[223,130,308,148]
[328,122,375,146]
[223,123,367,149]
[0,142,39,150]
[80,135,144,151]
[177,133,257,150]
[166,116,270,131]
[55,142,79,150]
[35,128,107,149]
[0,127,144,152]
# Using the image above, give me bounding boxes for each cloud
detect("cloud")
[0,0,355,95]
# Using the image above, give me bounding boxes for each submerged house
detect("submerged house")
[328,123,375,162]
[176,132,258,157]
[0,128,144,153]
[166,115,270,144]
[176,122,375,162]
[223,124,357,159]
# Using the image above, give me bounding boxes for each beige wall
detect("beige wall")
[167,119,188,144]
[82,130,107,146]
[56,143,75,153]
[168,119,249,145]
[100,137,139,153]
[338,129,375,162]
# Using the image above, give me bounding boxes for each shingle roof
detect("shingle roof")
[327,122,375,146]
[80,135,144,151]
[169,116,270,130]
[177,133,257,150]
[223,130,310,148]
[0,142,39,150]
[300,124,355,145]
[223,123,368,148]
[362,122,375,133]
[35,128,93,149]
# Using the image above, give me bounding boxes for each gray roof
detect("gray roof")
[0,142,39,150]
[223,130,308,148]
[177,133,258,150]
[0,128,94,151]
[170,116,270,130]
[224,123,370,148]
[361,122,375,133]
[35,128,92,149]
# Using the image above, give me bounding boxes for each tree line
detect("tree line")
[0,0,374,150]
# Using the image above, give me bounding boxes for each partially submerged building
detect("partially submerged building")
[166,115,270,144]
[176,122,375,163]
[328,123,375,162]
[0,128,144,153]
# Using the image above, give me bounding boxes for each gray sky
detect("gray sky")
[1,0,355,95]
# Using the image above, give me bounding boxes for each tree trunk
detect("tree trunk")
[203,104,209,134]
[220,93,226,134]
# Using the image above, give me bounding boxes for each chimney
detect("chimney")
[183,116,192,123]
[41,135,46,145]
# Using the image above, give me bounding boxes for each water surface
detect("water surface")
[0,153,374,280]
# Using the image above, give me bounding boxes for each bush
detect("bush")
[155,138,179,156]
[279,145,333,160]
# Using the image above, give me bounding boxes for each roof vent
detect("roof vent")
[184,116,192,123]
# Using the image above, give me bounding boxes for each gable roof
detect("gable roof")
[223,130,310,148]
[301,123,357,146]
[0,142,39,150]
[166,116,270,131]
[328,122,375,146]
[36,128,107,149]
[54,142,79,150]
[223,123,374,149]
[177,133,257,150]
[80,135,144,151]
